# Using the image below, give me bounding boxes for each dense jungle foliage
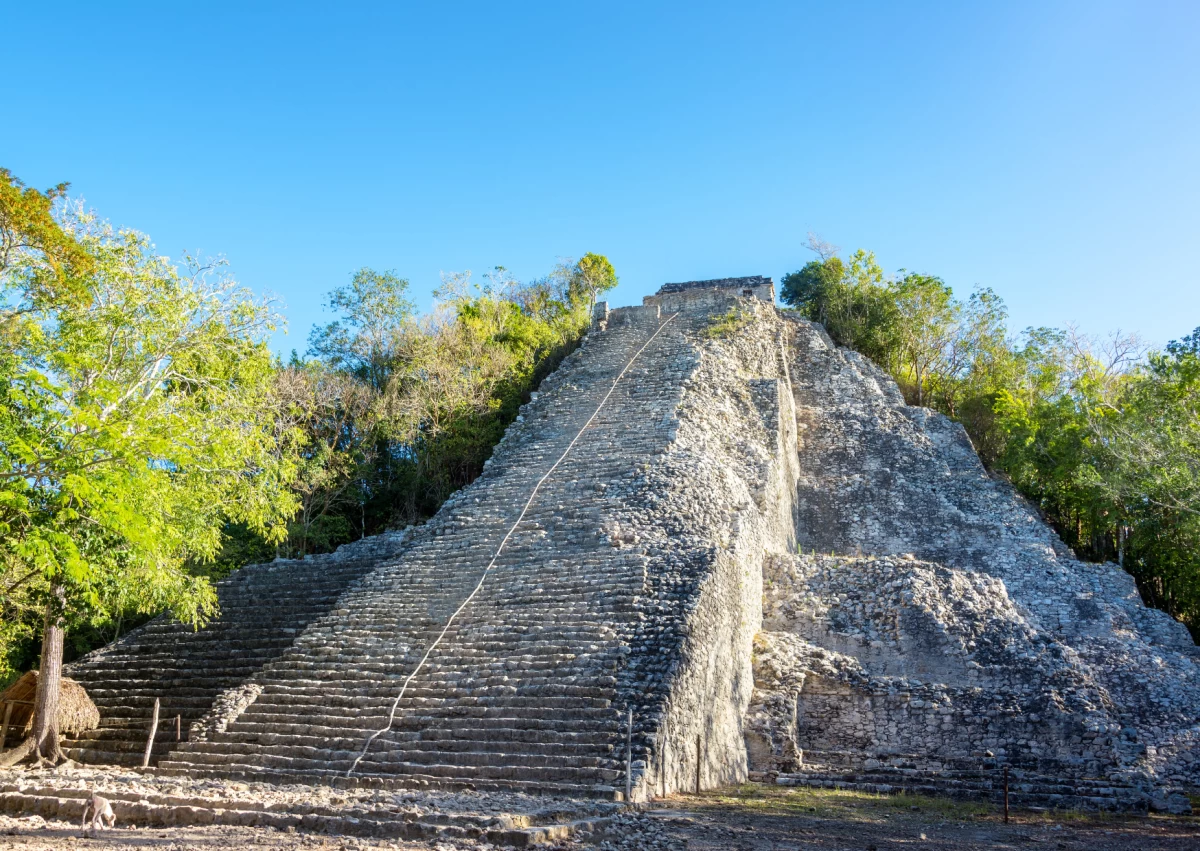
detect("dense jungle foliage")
[782,236,1200,638]
[0,168,614,695]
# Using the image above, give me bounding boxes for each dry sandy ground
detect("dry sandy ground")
[4,786,1199,850]
[648,786,1200,850]
[648,806,1200,850]
[3,820,423,850]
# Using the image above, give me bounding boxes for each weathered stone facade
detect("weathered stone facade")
[60,276,1198,810]
[748,313,1200,812]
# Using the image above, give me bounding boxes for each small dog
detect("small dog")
[81,792,116,831]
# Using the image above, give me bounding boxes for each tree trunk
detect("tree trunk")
[0,736,36,768]
[31,583,66,764]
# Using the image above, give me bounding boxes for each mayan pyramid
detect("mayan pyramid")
[61,277,1200,811]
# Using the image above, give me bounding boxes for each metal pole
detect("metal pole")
[1003,765,1009,823]
[175,714,181,742]
[142,698,160,769]
[695,734,702,795]
[625,707,633,803]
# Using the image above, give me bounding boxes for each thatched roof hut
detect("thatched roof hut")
[0,671,100,739]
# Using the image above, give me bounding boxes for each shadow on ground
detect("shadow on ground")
[645,785,1200,850]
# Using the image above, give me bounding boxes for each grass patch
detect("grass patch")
[703,306,752,339]
[670,782,1200,829]
[683,783,993,822]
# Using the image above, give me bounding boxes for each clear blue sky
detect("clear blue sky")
[5,1,1198,352]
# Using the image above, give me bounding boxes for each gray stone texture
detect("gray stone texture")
[58,278,1198,810]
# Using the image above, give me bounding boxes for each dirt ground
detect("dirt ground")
[1,821,416,851]
[3,785,1199,850]
[651,786,1200,850]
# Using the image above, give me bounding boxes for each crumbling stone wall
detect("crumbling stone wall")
[622,301,799,798]
[749,554,1114,774]
[745,314,1200,801]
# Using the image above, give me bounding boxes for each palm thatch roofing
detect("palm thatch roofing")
[0,671,100,736]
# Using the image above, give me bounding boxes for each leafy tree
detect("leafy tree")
[779,256,844,320]
[307,268,416,391]
[0,169,92,309]
[0,171,93,691]
[271,260,597,547]
[1090,329,1200,625]
[0,204,295,762]
[378,267,590,521]
[930,288,1012,420]
[1098,329,1200,519]
[271,362,379,556]
[781,249,896,364]
[569,253,619,309]
[891,273,957,407]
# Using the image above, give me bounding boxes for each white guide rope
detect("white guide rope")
[347,312,680,776]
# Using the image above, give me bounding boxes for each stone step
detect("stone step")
[223,715,617,739]
[0,786,616,845]
[150,763,622,799]
[173,740,617,771]
[160,749,622,785]
[211,726,615,750]
[259,674,618,693]
[232,707,619,728]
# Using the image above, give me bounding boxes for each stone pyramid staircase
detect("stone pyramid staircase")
[41,276,1195,814]
[61,535,403,766]
[153,310,695,796]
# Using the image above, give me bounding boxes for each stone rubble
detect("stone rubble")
[0,766,618,845]
[587,810,686,850]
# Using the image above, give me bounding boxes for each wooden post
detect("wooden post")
[175,715,181,742]
[625,707,633,804]
[142,698,160,769]
[0,701,11,751]
[1003,765,1009,823]
[695,734,702,795]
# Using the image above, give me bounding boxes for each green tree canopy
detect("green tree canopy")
[569,252,619,308]
[0,169,93,311]
[0,201,297,760]
[307,267,416,391]
[780,250,896,364]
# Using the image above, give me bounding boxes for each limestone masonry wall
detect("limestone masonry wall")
[748,313,1200,810]
[60,276,1198,810]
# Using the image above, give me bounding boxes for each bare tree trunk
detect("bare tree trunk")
[31,583,66,764]
[0,736,36,768]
